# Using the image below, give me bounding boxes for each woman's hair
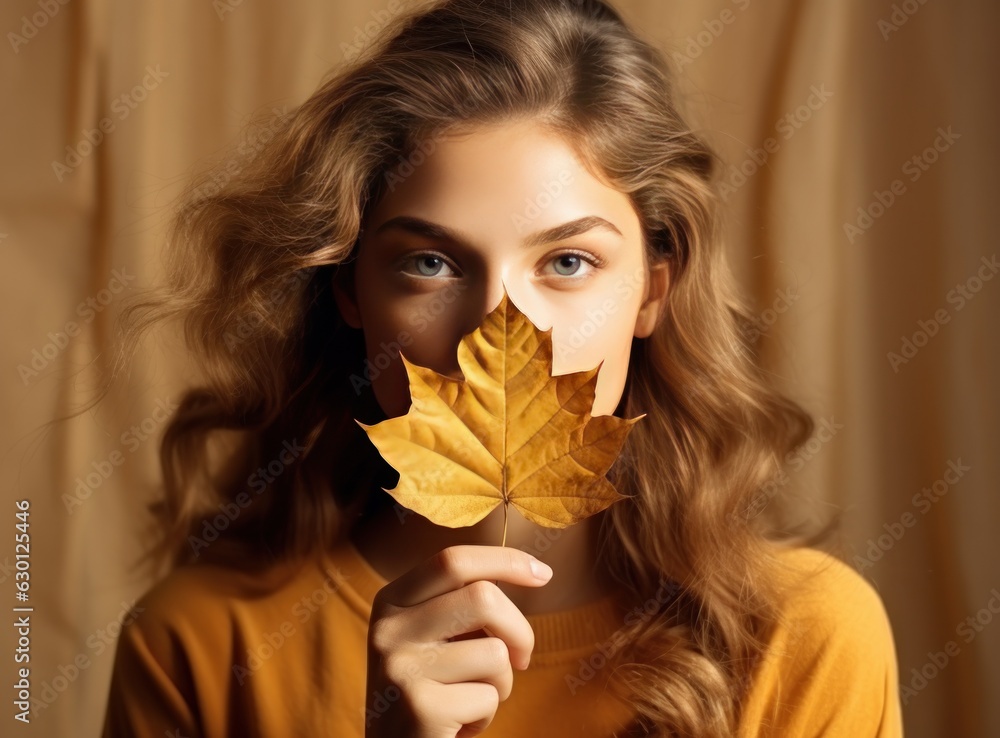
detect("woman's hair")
[106,0,839,734]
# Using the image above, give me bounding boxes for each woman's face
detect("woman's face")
[334,119,669,420]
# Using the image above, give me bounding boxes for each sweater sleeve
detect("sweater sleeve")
[738,549,904,737]
[100,605,201,738]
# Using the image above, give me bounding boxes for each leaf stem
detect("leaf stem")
[501,502,508,547]
[492,503,509,589]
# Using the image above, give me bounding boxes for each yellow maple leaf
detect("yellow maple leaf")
[355,289,644,545]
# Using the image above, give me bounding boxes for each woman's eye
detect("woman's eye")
[543,252,604,278]
[401,254,457,278]
[399,250,604,280]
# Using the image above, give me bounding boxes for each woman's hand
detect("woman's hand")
[364,544,554,738]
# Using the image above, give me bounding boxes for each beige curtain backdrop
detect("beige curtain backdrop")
[1,0,996,736]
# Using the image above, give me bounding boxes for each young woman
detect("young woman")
[100,1,902,736]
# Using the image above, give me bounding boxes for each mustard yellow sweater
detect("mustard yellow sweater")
[100,540,903,736]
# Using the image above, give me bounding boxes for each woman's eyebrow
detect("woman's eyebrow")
[372,215,623,248]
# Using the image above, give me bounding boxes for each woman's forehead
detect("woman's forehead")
[366,121,640,244]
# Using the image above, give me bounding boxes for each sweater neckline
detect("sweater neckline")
[323,535,628,663]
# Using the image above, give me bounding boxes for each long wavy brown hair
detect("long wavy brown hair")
[105,0,840,734]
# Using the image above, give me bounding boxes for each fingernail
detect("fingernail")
[530,558,553,580]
